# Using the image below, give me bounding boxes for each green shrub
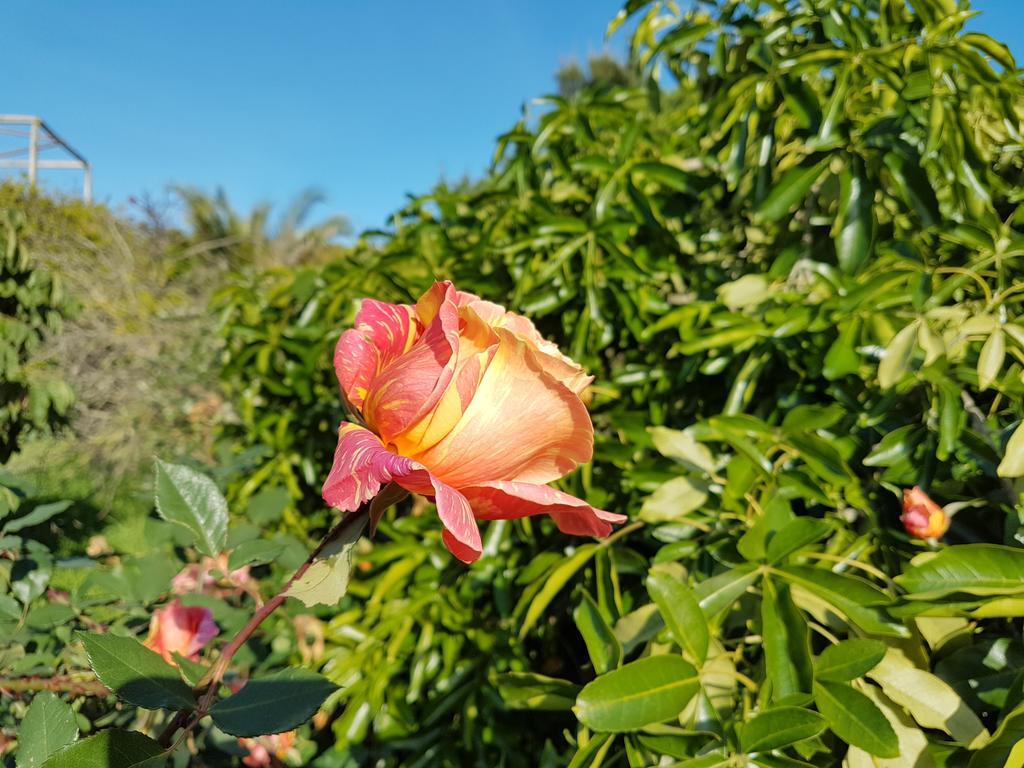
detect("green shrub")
[0,210,73,462]
[212,0,1024,765]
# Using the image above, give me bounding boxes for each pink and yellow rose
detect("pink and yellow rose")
[323,281,625,562]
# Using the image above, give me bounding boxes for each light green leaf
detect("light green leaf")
[574,655,700,732]
[209,668,338,737]
[896,545,1024,599]
[80,632,194,711]
[998,422,1024,478]
[878,321,919,390]
[834,159,874,275]
[718,275,772,309]
[815,639,886,682]
[978,329,1005,390]
[846,685,935,768]
[16,693,78,768]
[153,459,228,557]
[738,706,826,753]
[866,650,987,747]
[284,515,365,607]
[648,427,717,473]
[813,680,899,758]
[647,568,709,664]
[640,476,709,523]
[40,730,164,768]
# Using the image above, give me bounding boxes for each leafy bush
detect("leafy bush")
[0,210,72,462]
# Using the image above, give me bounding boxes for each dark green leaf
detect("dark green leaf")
[762,578,813,701]
[573,592,622,675]
[765,518,832,564]
[40,730,164,768]
[496,672,579,711]
[896,545,1024,600]
[209,668,338,737]
[755,158,829,222]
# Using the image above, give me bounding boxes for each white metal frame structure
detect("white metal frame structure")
[0,115,92,202]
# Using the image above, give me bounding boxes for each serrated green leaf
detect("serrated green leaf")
[574,655,699,732]
[16,693,78,768]
[40,730,164,768]
[209,668,338,737]
[153,459,228,557]
[80,632,194,710]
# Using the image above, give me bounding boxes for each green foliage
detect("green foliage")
[206,0,1024,764]
[208,669,338,738]
[0,211,73,462]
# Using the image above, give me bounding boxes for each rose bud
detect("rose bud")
[901,486,950,540]
[324,281,626,563]
[144,599,219,665]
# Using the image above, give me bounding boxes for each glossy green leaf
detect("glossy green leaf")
[209,668,338,737]
[574,591,622,674]
[519,544,598,638]
[153,459,228,557]
[738,706,826,753]
[896,545,1024,599]
[80,632,194,711]
[765,518,831,564]
[878,321,919,390]
[646,568,709,663]
[835,159,874,274]
[755,158,829,222]
[814,639,886,682]
[574,655,700,732]
[813,680,899,758]
[694,564,760,620]
[762,578,813,701]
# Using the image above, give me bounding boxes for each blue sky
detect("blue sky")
[3,1,1022,233]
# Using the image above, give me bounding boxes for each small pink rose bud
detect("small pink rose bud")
[901,486,949,540]
[240,731,297,767]
[144,599,219,665]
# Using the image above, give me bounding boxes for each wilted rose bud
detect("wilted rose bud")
[901,486,949,540]
[144,599,219,665]
[324,281,626,563]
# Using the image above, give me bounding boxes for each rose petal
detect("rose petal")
[463,480,626,538]
[334,300,417,409]
[363,284,461,443]
[411,328,593,486]
[454,291,591,395]
[428,475,482,563]
[322,423,418,511]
